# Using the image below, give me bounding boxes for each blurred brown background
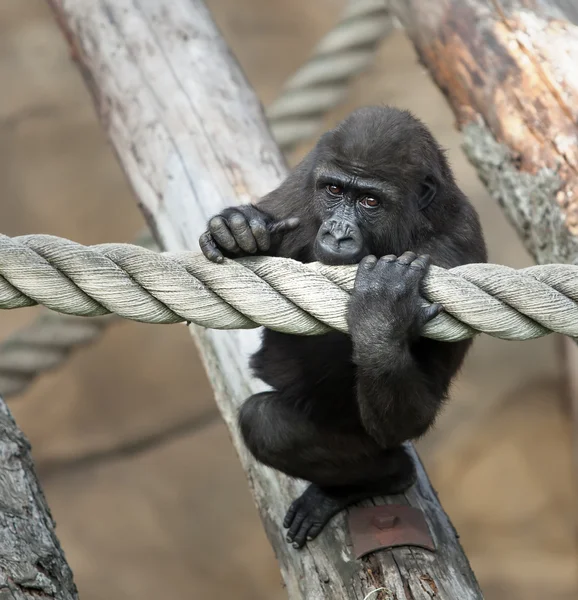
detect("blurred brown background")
[1,0,577,598]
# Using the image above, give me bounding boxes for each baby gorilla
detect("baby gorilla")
[200,106,486,548]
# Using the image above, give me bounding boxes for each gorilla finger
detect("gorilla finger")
[270,217,301,234]
[199,232,224,263]
[286,510,307,543]
[354,255,377,286]
[359,255,378,270]
[422,303,444,322]
[291,520,314,549]
[409,254,431,270]
[209,216,240,252]
[376,254,397,269]
[229,213,258,253]
[397,251,417,265]
[306,522,325,541]
[249,219,270,251]
[283,499,300,529]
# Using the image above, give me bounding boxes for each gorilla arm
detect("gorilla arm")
[348,252,460,448]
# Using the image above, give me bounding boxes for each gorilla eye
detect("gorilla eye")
[359,196,379,208]
[326,184,343,196]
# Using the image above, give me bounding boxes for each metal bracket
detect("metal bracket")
[348,504,436,559]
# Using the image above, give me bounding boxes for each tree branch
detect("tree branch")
[389,0,578,264]
[47,0,482,597]
[0,397,78,599]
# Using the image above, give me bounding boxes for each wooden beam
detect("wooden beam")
[47,1,483,597]
[0,397,77,599]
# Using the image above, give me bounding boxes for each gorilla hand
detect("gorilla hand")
[200,205,300,263]
[348,252,443,362]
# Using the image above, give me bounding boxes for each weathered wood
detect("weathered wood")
[47,1,483,598]
[388,0,578,477]
[390,0,578,263]
[0,397,77,599]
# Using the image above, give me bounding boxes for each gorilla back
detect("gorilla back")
[200,106,487,548]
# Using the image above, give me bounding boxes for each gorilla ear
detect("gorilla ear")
[417,175,437,211]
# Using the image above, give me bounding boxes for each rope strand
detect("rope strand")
[1,233,577,342]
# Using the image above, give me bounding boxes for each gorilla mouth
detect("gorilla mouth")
[313,237,369,266]
[318,253,361,266]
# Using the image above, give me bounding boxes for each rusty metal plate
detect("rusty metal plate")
[348,504,435,559]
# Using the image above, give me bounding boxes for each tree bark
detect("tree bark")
[0,397,78,599]
[46,0,483,598]
[388,0,578,472]
[390,0,578,262]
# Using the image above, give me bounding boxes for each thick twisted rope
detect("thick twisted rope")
[0,314,111,397]
[0,0,393,398]
[1,233,577,342]
[0,231,156,398]
[267,0,394,151]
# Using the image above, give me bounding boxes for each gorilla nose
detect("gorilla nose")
[327,221,354,245]
[331,227,353,244]
[315,221,365,265]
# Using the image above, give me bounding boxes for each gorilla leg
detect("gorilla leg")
[238,392,416,547]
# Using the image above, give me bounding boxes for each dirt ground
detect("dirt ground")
[0,1,577,598]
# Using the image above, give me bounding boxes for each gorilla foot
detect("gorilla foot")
[283,466,417,548]
[283,484,352,549]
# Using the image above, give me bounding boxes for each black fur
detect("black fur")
[200,106,487,548]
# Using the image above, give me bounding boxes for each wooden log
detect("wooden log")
[388,0,578,471]
[47,1,483,598]
[0,397,77,599]
[390,0,578,262]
